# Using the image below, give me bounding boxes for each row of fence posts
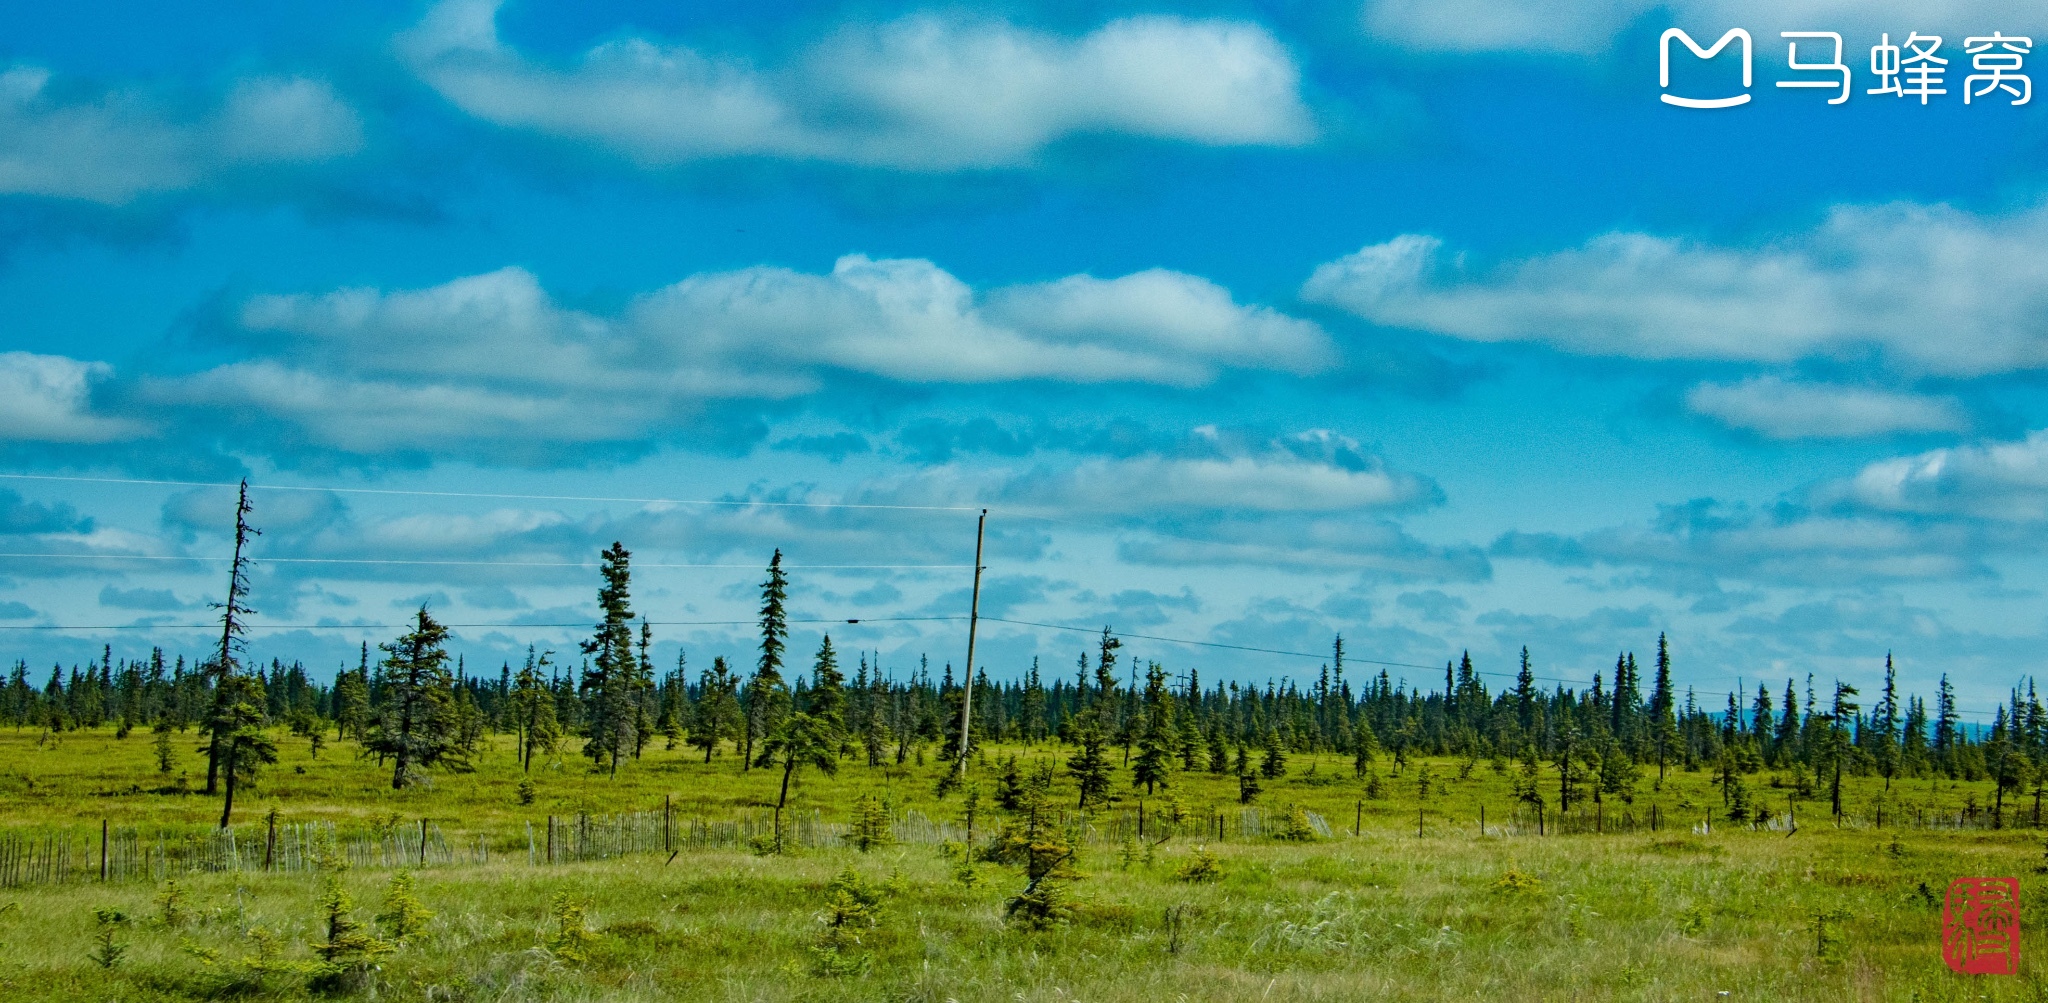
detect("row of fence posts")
[9,789,2034,889]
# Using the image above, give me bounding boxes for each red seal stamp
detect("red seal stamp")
[1942,877,2021,975]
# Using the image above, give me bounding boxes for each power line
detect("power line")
[0,616,964,632]
[0,553,967,570]
[0,472,980,513]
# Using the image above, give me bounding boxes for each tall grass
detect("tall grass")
[0,727,2039,1000]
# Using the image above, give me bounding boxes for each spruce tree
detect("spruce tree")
[510,646,561,772]
[745,550,791,770]
[1649,634,1678,781]
[213,673,276,828]
[578,543,639,776]
[1067,718,1112,809]
[366,606,463,789]
[689,656,742,762]
[760,711,839,852]
[809,635,846,734]
[1131,661,1174,795]
[1260,727,1288,778]
[1875,653,1901,789]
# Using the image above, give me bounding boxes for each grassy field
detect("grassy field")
[1,726,2045,1001]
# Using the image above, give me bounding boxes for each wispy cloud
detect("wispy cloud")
[1833,428,2048,522]
[402,0,1314,169]
[1685,376,1967,439]
[113,258,1330,461]
[1303,202,2048,377]
[0,352,145,443]
[0,68,360,203]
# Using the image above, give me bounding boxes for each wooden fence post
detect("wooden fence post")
[419,818,428,867]
[100,820,108,882]
[1355,800,1362,837]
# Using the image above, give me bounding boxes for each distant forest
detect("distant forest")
[3,541,2034,815]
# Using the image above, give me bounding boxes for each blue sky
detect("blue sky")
[3,0,2047,719]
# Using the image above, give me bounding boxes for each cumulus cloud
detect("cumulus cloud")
[1002,437,1435,514]
[1685,376,1967,439]
[1492,498,1991,587]
[146,259,1327,459]
[1302,202,2048,377]
[1834,429,2048,522]
[1363,0,2028,55]
[0,66,360,203]
[0,352,143,443]
[402,0,1313,169]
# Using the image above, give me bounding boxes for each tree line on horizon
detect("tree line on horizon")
[3,543,2043,827]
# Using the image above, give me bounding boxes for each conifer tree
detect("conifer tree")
[690,656,742,762]
[366,607,464,789]
[1875,653,1901,789]
[310,873,391,992]
[213,673,276,828]
[333,654,370,743]
[1131,661,1174,794]
[1067,718,1112,809]
[1649,634,1678,781]
[579,543,639,776]
[1019,657,1046,743]
[760,711,839,852]
[809,635,846,735]
[509,646,561,772]
[745,550,791,770]
[987,762,1077,929]
[1259,726,1288,779]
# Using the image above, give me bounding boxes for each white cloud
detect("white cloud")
[637,255,1332,385]
[0,67,360,203]
[1302,202,2048,377]
[1058,454,1420,512]
[1837,429,2048,522]
[1684,376,1966,439]
[156,258,1326,457]
[0,352,144,442]
[1494,502,1988,586]
[402,0,1313,169]
[1363,0,2026,55]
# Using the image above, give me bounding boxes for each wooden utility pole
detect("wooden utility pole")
[955,509,987,777]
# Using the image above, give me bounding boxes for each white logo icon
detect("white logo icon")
[1661,28,1753,108]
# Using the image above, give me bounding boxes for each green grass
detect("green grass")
[1,726,2044,1001]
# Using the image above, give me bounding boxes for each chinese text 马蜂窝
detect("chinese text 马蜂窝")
[1660,29,2032,108]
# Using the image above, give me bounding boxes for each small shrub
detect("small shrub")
[309,874,391,993]
[1677,905,1707,936]
[88,907,129,969]
[375,871,433,944]
[515,777,536,806]
[821,868,885,934]
[1494,868,1542,895]
[1810,908,1851,961]
[547,893,599,963]
[1175,847,1223,883]
[154,879,188,928]
[1277,805,1319,842]
[845,793,893,853]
